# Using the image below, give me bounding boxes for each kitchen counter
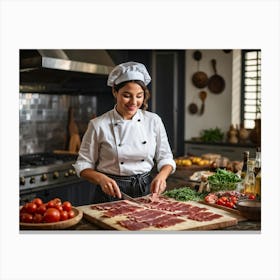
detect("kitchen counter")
[20,166,260,232]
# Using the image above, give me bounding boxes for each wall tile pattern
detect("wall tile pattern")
[19,93,97,155]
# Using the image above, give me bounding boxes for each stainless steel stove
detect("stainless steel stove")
[19,153,93,205]
[20,152,79,192]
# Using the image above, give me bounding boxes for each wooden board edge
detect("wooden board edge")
[82,212,118,230]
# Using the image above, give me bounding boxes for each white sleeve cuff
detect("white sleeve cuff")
[72,162,95,177]
[157,158,176,174]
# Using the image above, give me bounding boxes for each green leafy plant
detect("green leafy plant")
[207,168,242,191]
[200,127,224,142]
[163,186,207,201]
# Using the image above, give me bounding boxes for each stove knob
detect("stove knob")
[64,172,69,177]
[30,177,36,184]
[53,171,59,179]
[41,174,47,181]
[20,176,25,185]
[68,169,76,176]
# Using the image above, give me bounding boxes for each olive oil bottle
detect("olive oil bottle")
[244,159,256,195]
[254,147,261,197]
[241,151,249,180]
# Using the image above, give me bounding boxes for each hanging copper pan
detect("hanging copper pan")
[207,59,225,94]
[191,51,208,89]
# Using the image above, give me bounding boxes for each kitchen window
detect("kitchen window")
[241,50,261,129]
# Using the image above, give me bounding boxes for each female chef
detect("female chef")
[73,61,176,203]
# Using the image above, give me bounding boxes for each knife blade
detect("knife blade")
[120,191,140,204]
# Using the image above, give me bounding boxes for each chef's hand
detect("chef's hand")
[150,165,173,195]
[80,169,122,199]
[99,175,122,199]
[150,174,167,195]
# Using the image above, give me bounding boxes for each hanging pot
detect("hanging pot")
[188,103,198,114]
[207,59,225,94]
[192,71,208,88]
[191,50,208,89]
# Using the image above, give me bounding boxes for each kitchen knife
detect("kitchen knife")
[120,191,140,204]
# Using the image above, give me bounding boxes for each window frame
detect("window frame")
[240,49,261,129]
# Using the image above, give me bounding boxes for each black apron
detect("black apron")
[91,171,152,204]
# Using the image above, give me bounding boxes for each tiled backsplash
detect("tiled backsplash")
[19,93,97,155]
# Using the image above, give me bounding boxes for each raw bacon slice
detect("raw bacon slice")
[101,205,142,218]
[118,220,148,230]
[117,209,185,230]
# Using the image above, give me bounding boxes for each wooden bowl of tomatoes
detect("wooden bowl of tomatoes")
[20,198,83,230]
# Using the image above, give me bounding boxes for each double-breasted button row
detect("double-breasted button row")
[120,159,145,165]
[117,141,146,147]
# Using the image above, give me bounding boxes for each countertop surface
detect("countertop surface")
[20,165,261,232]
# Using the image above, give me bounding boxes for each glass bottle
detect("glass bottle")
[254,147,261,176]
[241,151,249,179]
[243,159,256,195]
[255,168,261,198]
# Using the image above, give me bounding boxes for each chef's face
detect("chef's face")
[114,82,144,120]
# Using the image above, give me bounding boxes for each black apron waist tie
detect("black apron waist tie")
[92,171,152,204]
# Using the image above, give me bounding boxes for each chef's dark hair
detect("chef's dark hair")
[113,80,151,110]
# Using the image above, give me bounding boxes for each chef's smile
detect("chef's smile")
[115,82,144,119]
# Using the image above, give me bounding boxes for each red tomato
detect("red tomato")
[53,198,62,206]
[225,201,234,208]
[67,209,75,219]
[221,196,228,202]
[20,213,33,223]
[36,204,47,215]
[248,194,256,200]
[43,208,61,223]
[217,198,226,206]
[54,204,63,212]
[62,201,72,212]
[20,206,27,214]
[60,210,69,221]
[32,198,43,207]
[33,213,43,223]
[230,196,237,204]
[25,202,37,214]
[47,200,56,208]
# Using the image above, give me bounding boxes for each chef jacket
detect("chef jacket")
[73,107,176,177]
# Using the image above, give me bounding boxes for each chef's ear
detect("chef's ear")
[112,88,117,98]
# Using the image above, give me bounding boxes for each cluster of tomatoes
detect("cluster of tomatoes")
[216,195,238,208]
[20,197,75,223]
[205,192,256,209]
[216,193,256,209]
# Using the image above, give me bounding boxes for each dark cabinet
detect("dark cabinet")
[152,51,185,156]
[20,181,96,206]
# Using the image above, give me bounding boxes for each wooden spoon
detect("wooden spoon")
[199,91,207,115]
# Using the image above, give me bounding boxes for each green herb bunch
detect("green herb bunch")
[208,168,241,191]
[163,186,207,201]
[200,127,224,142]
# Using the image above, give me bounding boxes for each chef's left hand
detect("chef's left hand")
[150,165,173,195]
[150,174,167,195]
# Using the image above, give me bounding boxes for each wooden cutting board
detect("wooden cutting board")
[77,199,239,231]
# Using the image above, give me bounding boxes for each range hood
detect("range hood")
[20,49,115,93]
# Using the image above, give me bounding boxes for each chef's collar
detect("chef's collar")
[113,106,142,123]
